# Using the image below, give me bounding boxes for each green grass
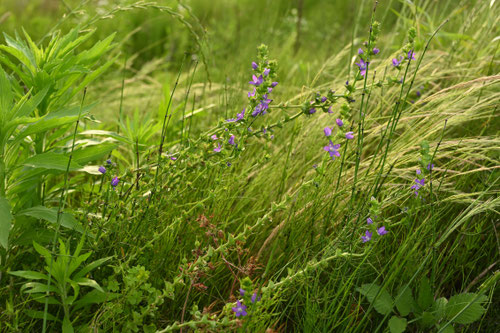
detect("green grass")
[0,0,499,332]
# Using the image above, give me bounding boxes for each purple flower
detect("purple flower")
[227,162,232,167]
[328,106,333,113]
[416,90,421,97]
[106,159,112,165]
[249,74,264,86]
[263,68,270,76]
[345,80,349,86]
[408,50,416,60]
[367,217,373,225]
[111,177,119,188]
[361,230,372,243]
[213,143,222,153]
[211,134,218,140]
[226,108,246,122]
[355,58,368,76]
[271,81,278,88]
[392,58,401,67]
[323,141,341,160]
[321,96,327,103]
[377,226,388,235]
[324,127,332,137]
[232,300,247,317]
[416,169,421,175]
[267,87,273,93]
[411,178,425,196]
[239,288,246,296]
[358,48,364,55]
[313,164,318,169]
[336,118,344,127]
[372,47,380,55]
[248,87,256,98]
[228,135,236,145]
[309,108,317,114]
[252,62,258,70]
[170,156,177,161]
[251,292,261,303]
[427,163,434,171]
[345,131,354,140]
[98,166,106,174]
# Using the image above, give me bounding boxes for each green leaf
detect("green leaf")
[356,283,394,315]
[62,316,74,333]
[74,277,104,293]
[433,297,448,320]
[445,293,488,324]
[9,270,48,280]
[21,282,59,294]
[395,286,415,316]
[417,277,433,310]
[17,206,84,233]
[388,316,407,333]
[73,142,118,165]
[73,256,112,280]
[22,152,82,171]
[421,311,437,327]
[25,309,58,322]
[0,65,13,119]
[0,196,13,249]
[73,290,119,311]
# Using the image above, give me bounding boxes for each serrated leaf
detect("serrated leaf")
[417,277,433,310]
[0,196,13,249]
[357,283,394,315]
[433,297,448,320]
[388,316,407,333]
[395,286,415,316]
[445,293,488,324]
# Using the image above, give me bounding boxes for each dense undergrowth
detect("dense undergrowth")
[0,0,499,332]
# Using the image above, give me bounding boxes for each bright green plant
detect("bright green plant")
[0,28,118,250]
[357,278,490,333]
[9,236,112,332]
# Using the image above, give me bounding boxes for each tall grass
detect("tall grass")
[0,0,498,332]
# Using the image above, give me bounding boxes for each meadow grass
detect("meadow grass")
[0,0,498,332]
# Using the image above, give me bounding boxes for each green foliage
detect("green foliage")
[9,236,112,332]
[357,280,490,332]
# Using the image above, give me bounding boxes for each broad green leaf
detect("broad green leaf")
[395,286,415,316]
[0,66,13,119]
[17,206,84,233]
[73,290,119,311]
[421,311,437,327]
[433,297,448,320]
[9,270,48,280]
[73,256,112,280]
[445,293,488,324]
[14,104,93,144]
[62,316,74,333]
[22,152,82,172]
[73,142,118,165]
[25,309,58,321]
[21,282,58,294]
[388,316,407,333]
[0,196,13,249]
[74,277,104,293]
[417,277,433,310]
[356,283,394,315]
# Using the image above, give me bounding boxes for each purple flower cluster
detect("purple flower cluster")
[361,216,388,243]
[410,169,425,196]
[245,60,278,118]
[392,50,416,68]
[231,288,260,318]
[322,116,354,160]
